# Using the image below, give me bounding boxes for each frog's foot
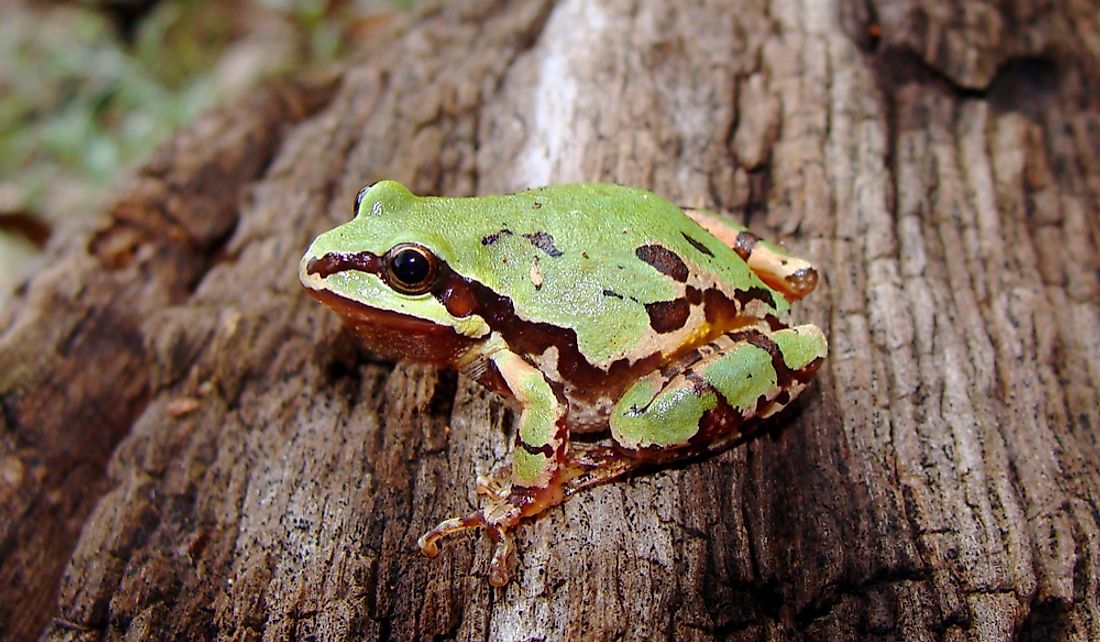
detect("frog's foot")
[417,473,523,587]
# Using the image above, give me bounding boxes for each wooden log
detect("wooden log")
[1,0,1097,639]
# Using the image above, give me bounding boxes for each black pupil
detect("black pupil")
[391,249,431,286]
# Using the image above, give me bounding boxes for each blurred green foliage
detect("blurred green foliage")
[0,0,412,292]
[0,5,206,212]
[0,0,409,217]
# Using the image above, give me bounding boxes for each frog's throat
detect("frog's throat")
[303,286,479,365]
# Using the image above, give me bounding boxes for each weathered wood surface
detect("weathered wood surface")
[2,0,1099,639]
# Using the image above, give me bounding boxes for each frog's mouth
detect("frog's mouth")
[301,251,477,363]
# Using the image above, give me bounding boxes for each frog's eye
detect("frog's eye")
[353,184,373,215]
[383,243,439,295]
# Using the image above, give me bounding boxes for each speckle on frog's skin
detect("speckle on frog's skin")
[481,229,514,246]
[635,245,689,283]
[530,258,544,290]
[602,289,624,299]
[523,231,563,257]
[683,369,709,395]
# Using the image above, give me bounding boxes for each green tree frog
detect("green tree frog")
[300,181,827,587]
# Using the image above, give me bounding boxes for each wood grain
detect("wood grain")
[2,0,1098,639]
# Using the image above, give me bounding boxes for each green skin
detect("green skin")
[300,181,827,587]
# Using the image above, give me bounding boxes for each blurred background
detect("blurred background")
[0,0,416,295]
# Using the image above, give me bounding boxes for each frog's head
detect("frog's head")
[299,180,489,364]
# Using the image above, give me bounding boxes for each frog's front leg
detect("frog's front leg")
[610,325,827,459]
[417,347,567,587]
[684,208,819,302]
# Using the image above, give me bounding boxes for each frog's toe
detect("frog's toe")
[417,512,485,557]
[417,498,522,586]
[474,469,512,499]
[487,525,515,587]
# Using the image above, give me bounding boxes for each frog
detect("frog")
[300,180,827,587]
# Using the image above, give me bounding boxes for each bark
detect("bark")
[2,0,1099,640]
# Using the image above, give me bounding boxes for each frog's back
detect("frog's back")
[422,184,788,368]
[443,183,708,258]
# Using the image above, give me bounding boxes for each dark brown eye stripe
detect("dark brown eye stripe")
[306,251,380,278]
[635,244,689,282]
[436,269,479,317]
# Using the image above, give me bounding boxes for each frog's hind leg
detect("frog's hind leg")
[558,442,641,496]
[609,325,827,462]
[683,208,819,301]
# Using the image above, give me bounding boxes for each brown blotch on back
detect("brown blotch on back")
[635,244,689,282]
[518,439,556,457]
[645,298,691,333]
[523,231,564,257]
[734,285,777,311]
